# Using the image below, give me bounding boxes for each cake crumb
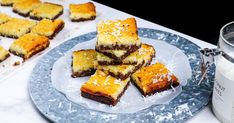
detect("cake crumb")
[13,61,20,66]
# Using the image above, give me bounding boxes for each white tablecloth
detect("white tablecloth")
[0,1,220,122]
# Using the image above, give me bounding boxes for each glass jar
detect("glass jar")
[205,22,234,123]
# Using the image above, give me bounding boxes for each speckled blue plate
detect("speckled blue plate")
[29,28,215,123]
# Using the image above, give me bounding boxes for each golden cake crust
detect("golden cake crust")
[13,0,41,16]
[69,2,96,21]
[0,0,21,6]
[71,49,97,77]
[0,18,36,38]
[0,46,10,63]
[9,33,49,60]
[0,13,11,24]
[31,19,64,39]
[29,2,63,20]
[131,63,179,96]
[96,18,141,50]
[81,70,130,105]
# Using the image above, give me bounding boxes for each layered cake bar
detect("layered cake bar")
[97,51,138,65]
[97,44,155,79]
[97,63,143,80]
[0,0,20,6]
[139,44,156,66]
[31,19,64,39]
[0,18,36,38]
[131,63,179,96]
[81,70,130,106]
[13,0,41,17]
[69,2,96,22]
[71,49,97,78]
[96,48,136,61]
[97,44,155,65]
[0,13,11,24]
[29,2,63,20]
[96,18,141,51]
[9,33,49,60]
[0,46,10,63]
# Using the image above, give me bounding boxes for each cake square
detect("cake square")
[81,70,130,106]
[31,19,64,39]
[0,46,10,63]
[0,18,36,38]
[13,0,41,17]
[9,33,49,60]
[96,18,141,51]
[97,44,155,65]
[139,44,156,66]
[0,13,11,24]
[97,61,144,80]
[96,44,155,79]
[96,48,136,61]
[97,51,137,65]
[29,2,63,20]
[69,2,96,22]
[0,0,20,6]
[71,49,97,78]
[131,63,179,96]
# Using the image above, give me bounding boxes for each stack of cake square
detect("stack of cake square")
[96,18,146,80]
[80,18,156,106]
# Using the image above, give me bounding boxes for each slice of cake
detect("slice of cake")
[29,2,63,20]
[31,19,64,39]
[71,49,97,78]
[0,0,20,6]
[0,0,12,6]
[81,70,130,106]
[13,0,41,17]
[69,2,96,22]
[9,33,49,60]
[131,63,180,96]
[0,13,11,24]
[97,44,155,79]
[96,18,141,51]
[0,18,36,38]
[97,61,144,80]
[139,44,156,66]
[96,48,136,61]
[97,51,137,65]
[0,46,10,63]
[97,44,155,65]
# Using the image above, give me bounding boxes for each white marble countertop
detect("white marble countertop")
[0,0,221,122]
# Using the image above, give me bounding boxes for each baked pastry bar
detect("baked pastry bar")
[140,44,156,66]
[0,13,11,24]
[97,51,137,65]
[97,63,143,80]
[97,44,155,65]
[96,18,141,51]
[96,48,136,61]
[0,0,21,6]
[31,19,64,39]
[0,46,10,63]
[0,18,36,38]
[71,49,97,78]
[69,2,96,22]
[29,2,63,20]
[97,44,155,79]
[81,70,130,106]
[131,63,179,96]
[13,0,41,17]
[9,33,49,60]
